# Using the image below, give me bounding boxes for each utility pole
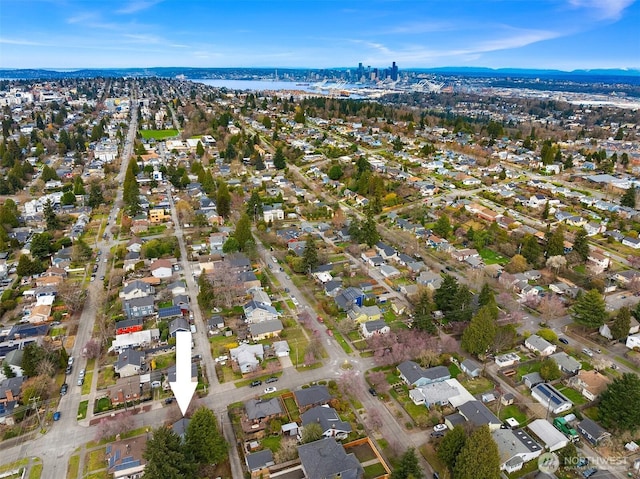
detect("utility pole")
[30,396,43,431]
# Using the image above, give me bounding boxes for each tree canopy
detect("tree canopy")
[571,289,607,328]
[391,447,423,479]
[461,305,498,355]
[598,373,640,432]
[184,406,228,465]
[453,426,500,479]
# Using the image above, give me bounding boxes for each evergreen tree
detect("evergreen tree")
[41,165,59,182]
[184,407,228,465]
[273,146,286,170]
[143,427,192,479]
[362,214,379,248]
[30,232,53,260]
[598,373,640,432]
[610,306,631,340]
[478,283,495,309]
[234,214,253,251]
[87,182,104,209]
[571,289,607,328]
[413,290,436,334]
[572,227,589,262]
[216,180,231,219]
[391,447,423,479]
[195,141,204,157]
[302,235,319,273]
[245,189,263,221]
[61,190,76,206]
[542,201,550,220]
[521,234,542,266]
[433,214,451,238]
[453,426,500,479]
[437,425,467,472]
[73,175,85,195]
[621,186,636,208]
[123,159,141,216]
[448,284,474,322]
[461,305,498,355]
[43,199,59,231]
[546,225,565,258]
[434,275,458,313]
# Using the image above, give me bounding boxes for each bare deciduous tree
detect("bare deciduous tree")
[537,295,566,321]
[57,280,86,314]
[367,407,383,431]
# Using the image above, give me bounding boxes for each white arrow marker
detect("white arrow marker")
[170,330,198,416]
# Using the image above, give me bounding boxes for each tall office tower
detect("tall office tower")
[391,62,398,81]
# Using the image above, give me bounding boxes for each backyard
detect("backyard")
[139,129,178,140]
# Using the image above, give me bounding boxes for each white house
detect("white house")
[360,320,390,338]
[263,204,284,223]
[626,334,640,350]
[531,383,573,414]
[493,428,543,474]
[524,335,557,356]
[150,259,173,279]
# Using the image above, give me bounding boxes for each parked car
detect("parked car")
[250,380,262,387]
[53,411,61,421]
[433,424,447,432]
[264,387,277,394]
[65,365,72,375]
[164,397,174,404]
[265,377,278,384]
[60,383,68,396]
[68,357,74,366]
[430,431,445,438]
[368,387,377,396]
[583,468,597,478]
[559,337,569,345]
[582,348,594,357]
[77,377,84,386]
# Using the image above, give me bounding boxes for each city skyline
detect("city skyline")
[0,0,639,71]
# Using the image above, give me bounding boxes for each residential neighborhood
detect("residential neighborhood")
[0,72,639,479]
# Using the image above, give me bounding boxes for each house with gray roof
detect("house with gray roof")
[297,437,363,479]
[169,317,189,338]
[577,418,611,446]
[243,300,280,323]
[122,296,155,320]
[461,359,481,378]
[397,361,450,387]
[114,349,145,378]
[245,397,283,422]
[301,405,352,440]
[230,343,264,374]
[172,417,190,440]
[360,320,390,338]
[525,335,557,356]
[457,400,502,430]
[531,383,572,414]
[119,280,155,300]
[492,428,543,473]
[249,319,283,340]
[523,372,544,389]
[246,449,275,473]
[294,385,332,411]
[550,352,582,375]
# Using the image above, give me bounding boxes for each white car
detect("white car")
[291,297,299,306]
[264,387,277,394]
[433,424,447,432]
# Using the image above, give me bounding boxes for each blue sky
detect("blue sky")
[0,0,638,70]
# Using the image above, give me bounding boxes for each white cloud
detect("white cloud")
[0,37,50,47]
[567,0,636,19]
[117,0,162,14]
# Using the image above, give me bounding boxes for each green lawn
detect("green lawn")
[333,330,353,354]
[260,435,282,452]
[499,404,527,424]
[363,463,387,479]
[81,372,93,395]
[28,463,42,479]
[557,386,588,406]
[516,361,542,380]
[139,129,178,140]
[448,363,462,378]
[77,400,88,420]
[479,248,510,265]
[94,397,112,414]
[460,377,494,395]
[66,455,80,479]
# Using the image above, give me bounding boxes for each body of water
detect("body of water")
[192,79,318,91]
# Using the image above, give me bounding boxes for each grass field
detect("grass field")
[81,372,93,395]
[84,450,105,475]
[28,463,42,479]
[77,400,88,420]
[139,129,178,140]
[499,404,528,424]
[66,455,79,479]
[557,386,588,406]
[479,248,509,265]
